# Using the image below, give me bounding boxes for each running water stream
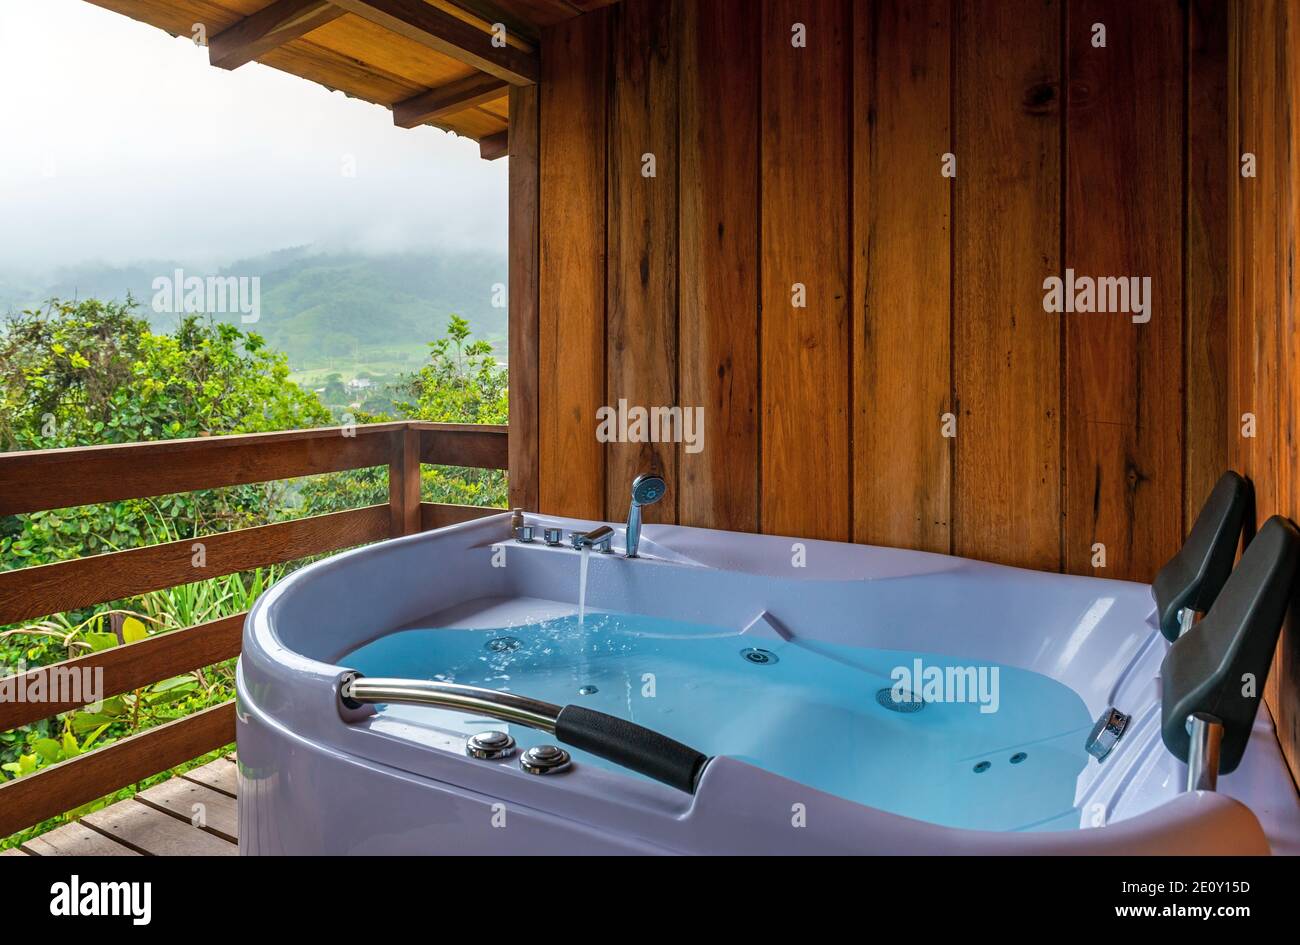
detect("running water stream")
[578,544,590,625]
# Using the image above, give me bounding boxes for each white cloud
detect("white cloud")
[0,0,508,271]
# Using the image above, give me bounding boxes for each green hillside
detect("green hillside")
[0,247,509,379]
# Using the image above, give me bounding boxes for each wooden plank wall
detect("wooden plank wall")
[952,0,1062,571]
[1187,0,1231,536]
[678,0,759,531]
[1227,0,1300,784]
[607,0,680,520]
[854,0,951,554]
[538,7,608,519]
[538,0,1228,579]
[759,0,852,541]
[1064,0,1184,579]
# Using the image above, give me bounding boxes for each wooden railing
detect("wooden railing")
[0,421,508,837]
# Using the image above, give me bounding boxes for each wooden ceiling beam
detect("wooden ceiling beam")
[445,0,544,43]
[330,0,539,85]
[479,129,508,160]
[393,71,508,128]
[209,0,345,71]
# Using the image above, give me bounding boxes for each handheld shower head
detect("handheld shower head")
[625,474,667,558]
[631,474,666,507]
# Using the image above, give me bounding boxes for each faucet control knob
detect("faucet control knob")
[543,527,564,546]
[514,525,535,543]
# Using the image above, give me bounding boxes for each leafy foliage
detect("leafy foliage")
[400,314,508,506]
[309,314,509,511]
[399,314,507,425]
[0,297,330,451]
[0,299,331,565]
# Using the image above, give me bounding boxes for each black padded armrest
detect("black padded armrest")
[1160,515,1299,774]
[1151,471,1252,641]
[555,705,709,794]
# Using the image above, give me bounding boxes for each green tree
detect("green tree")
[401,314,507,506]
[304,315,509,512]
[0,298,329,452]
[398,314,507,425]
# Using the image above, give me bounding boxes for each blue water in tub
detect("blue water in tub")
[343,612,1094,832]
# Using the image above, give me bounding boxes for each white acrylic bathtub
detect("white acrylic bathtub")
[236,513,1300,854]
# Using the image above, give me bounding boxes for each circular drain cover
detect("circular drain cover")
[876,687,925,713]
[485,636,521,652]
[740,647,779,665]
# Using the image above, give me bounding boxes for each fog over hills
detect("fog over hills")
[1,3,510,383]
[0,247,509,374]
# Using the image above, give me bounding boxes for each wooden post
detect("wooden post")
[508,83,540,512]
[389,427,421,537]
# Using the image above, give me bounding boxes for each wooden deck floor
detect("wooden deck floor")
[1,757,238,856]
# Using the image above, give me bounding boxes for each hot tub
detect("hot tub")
[236,512,1300,854]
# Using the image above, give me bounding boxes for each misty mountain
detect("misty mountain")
[0,248,509,373]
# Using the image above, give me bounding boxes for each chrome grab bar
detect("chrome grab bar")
[342,675,562,732]
[1174,608,1220,791]
[338,672,710,794]
[1185,711,1224,792]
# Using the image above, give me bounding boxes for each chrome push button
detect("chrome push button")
[520,744,571,775]
[466,730,517,760]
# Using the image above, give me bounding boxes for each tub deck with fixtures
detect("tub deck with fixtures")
[235,510,1300,854]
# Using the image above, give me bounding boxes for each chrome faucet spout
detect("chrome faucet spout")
[570,525,614,552]
[625,473,666,558]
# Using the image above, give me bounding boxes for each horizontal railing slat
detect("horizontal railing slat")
[419,502,505,531]
[0,424,405,516]
[0,421,511,838]
[0,702,236,839]
[0,614,244,732]
[0,505,389,626]
[414,422,509,469]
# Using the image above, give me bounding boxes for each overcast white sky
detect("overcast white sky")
[0,0,508,272]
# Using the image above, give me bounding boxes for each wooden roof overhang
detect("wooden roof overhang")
[84,0,619,158]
